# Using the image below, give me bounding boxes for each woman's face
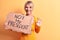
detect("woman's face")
[24,3,33,15]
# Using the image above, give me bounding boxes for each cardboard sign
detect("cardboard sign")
[5,13,33,34]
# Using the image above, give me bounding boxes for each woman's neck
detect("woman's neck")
[26,14,32,16]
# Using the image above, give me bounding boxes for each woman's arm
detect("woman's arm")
[35,18,41,33]
[35,23,41,33]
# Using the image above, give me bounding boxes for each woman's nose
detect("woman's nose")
[27,7,31,10]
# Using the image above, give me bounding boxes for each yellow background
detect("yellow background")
[0,0,60,40]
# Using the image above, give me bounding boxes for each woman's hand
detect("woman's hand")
[36,18,42,26]
[35,18,42,33]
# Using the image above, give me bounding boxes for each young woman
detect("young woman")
[19,1,41,40]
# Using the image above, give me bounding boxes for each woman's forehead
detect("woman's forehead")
[25,3,33,7]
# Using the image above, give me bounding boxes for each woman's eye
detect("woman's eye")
[30,7,32,8]
[25,7,28,8]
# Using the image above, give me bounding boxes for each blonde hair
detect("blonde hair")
[25,1,33,6]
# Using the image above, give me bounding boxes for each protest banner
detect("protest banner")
[5,13,33,34]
